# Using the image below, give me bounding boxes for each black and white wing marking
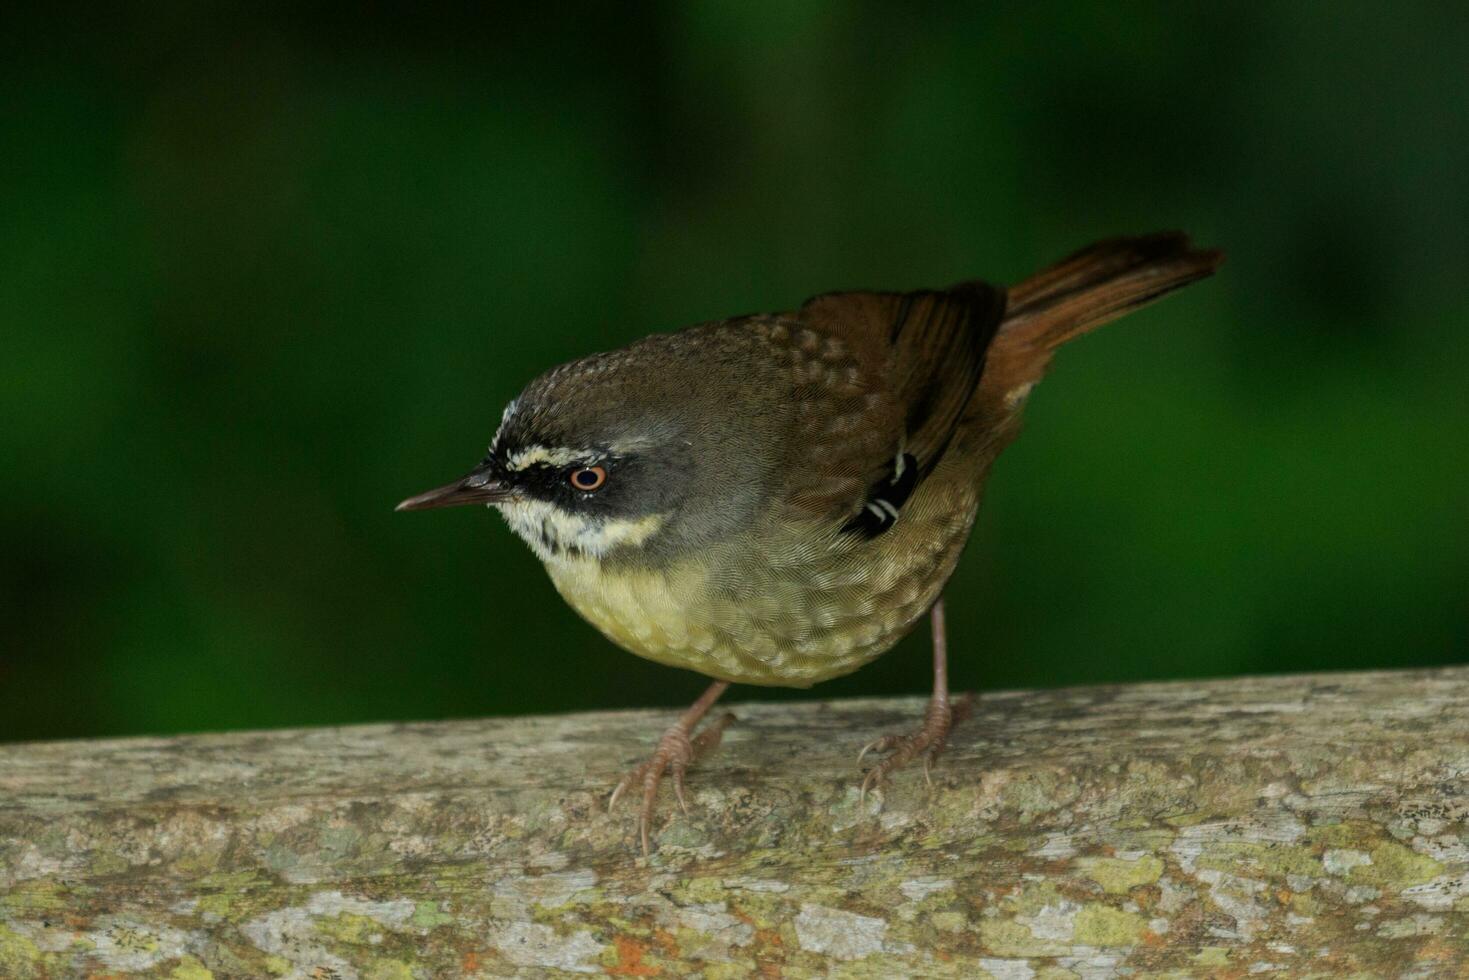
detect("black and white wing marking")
[841,452,919,538]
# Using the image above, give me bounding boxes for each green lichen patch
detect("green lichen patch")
[671,875,728,906]
[1,880,72,914]
[409,900,454,929]
[979,917,1069,958]
[316,910,388,946]
[929,910,967,932]
[193,869,294,923]
[1307,820,1379,850]
[90,849,133,877]
[1000,879,1066,918]
[994,768,1077,821]
[1077,855,1164,893]
[1196,841,1324,881]
[1347,842,1445,891]
[1192,946,1230,966]
[168,954,216,980]
[1072,904,1146,946]
[364,958,417,980]
[0,924,43,980]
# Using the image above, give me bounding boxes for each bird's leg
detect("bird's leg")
[858,596,972,802]
[608,680,735,856]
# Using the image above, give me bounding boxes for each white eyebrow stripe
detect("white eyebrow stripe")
[505,446,594,471]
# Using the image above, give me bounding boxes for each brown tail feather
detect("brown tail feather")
[962,232,1222,441]
[1000,231,1223,353]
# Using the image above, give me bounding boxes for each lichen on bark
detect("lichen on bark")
[2,667,1467,976]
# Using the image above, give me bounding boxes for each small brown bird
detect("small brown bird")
[399,232,1222,853]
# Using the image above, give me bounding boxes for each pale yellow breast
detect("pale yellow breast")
[543,458,981,688]
[546,557,740,676]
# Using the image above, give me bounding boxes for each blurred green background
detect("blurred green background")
[3,3,1466,743]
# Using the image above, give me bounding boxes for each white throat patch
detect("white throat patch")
[495,497,664,564]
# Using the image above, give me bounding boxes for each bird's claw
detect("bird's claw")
[857,693,973,806]
[856,734,899,765]
[609,711,735,856]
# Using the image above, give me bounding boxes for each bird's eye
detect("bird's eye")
[568,466,607,492]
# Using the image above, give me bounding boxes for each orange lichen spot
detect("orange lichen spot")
[651,927,680,956]
[606,934,661,976]
[1416,937,1458,962]
[461,950,482,973]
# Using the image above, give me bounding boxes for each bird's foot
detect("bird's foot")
[608,710,736,856]
[858,692,973,803]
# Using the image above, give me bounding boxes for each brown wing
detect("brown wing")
[772,281,1006,528]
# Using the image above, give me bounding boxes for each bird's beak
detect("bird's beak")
[395,465,516,512]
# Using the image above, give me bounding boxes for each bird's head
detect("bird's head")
[396,338,778,568]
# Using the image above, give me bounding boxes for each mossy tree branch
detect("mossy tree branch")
[2,668,1467,976]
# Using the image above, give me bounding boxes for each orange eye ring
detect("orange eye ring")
[568,465,607,492]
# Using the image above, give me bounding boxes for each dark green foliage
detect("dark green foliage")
[2,3,1465,740]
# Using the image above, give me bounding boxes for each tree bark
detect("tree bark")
[2,667,1466,977]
